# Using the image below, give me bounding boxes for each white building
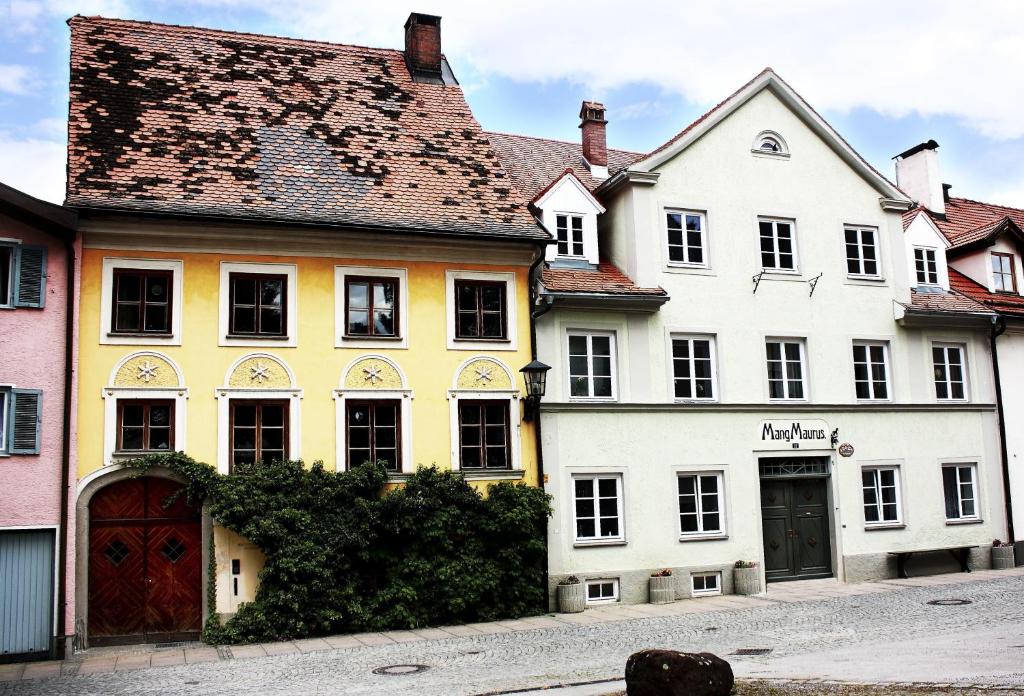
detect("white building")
[896,140,1024,563]
[489,69,1008,607]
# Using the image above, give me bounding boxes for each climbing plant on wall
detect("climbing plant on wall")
[122,453,551,644]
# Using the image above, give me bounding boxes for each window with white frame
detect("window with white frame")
[573,474,623,543]
[932,343,967,401]
[0,245,13,306]
[568,332,616,399]
[758,218,797,272]
[0,389,7,452]
[914,247,938,285]
[218,262,297,347]
[852,341,889,400]
[672,336,716,400]
[862,466,901,525]
[691,572,722,596]
[101,258,184,345]
[942,463,978,521]
[555,214,585,257]
[585,578,619,604]
[678,473,724,537]
[666,210,706,266]
[766,339,806,400]
[845,226,880,278]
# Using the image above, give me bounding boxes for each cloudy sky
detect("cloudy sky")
[3,0,1024,207]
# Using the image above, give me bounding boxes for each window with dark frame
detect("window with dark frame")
[853,342,889,400]
[345,276,398,337]
[992,252,1016,293]
[845,226,879,277]
[914,248,938,285]
[454,280,507,340]
[458,400,510,470]
[677,473,723,536]
[942,464,978,521]
[346,400,400,471]
[116,400,174,452]
[0,246,12,306]
[229,273,286,337]
[230,400,288,470]
[111,269,173,334]
[759,218,796,271]
[862,467,900,524]
[555,214,585,257]
[666,211,706,265]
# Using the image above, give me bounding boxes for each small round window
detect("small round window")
[752,131,789,157]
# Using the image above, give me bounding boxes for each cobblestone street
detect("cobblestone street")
[3,569,1024,695]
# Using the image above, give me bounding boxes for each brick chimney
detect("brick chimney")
[580,101,608,178]
[894,139,945,215]
[404,13,442,82]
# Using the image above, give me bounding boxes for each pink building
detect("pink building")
[0,181,78,660]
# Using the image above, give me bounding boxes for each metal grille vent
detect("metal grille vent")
[759,457,830,478]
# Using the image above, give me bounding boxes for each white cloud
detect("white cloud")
[0,64,31,94]
[0,135,66,203]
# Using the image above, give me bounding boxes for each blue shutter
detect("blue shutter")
[13,245,47,308]
[9,389,42,455]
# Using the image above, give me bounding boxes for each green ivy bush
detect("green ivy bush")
[122,453,551,644]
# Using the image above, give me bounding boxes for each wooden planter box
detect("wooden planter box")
[993,546,1015,570]
[733,566,762,595]
[648,575,674,604]
[557,582,586,613]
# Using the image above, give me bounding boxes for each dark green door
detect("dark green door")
[760,477,832,582]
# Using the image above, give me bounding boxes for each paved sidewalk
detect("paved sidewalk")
[1,566,1022,691]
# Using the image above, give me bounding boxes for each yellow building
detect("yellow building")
[66,15,548,645]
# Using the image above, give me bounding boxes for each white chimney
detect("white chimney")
[894,140,944,215]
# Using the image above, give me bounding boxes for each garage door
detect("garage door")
[0,530,55,659]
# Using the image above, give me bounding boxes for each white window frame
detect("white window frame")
[572,473,625,546]
[932,342,969,402]
[861,465,903,527]
[691,571,722,597]
[852,340,891,401]
[670,334,718,402]
[445,270,517,352]
[765,338,807,401]
[99,258,184,346]
[0,387,9,453]
[845,225,882,279]
[942,462,980,522]
[334,266,409,349]
[585,578,619,605]
[0,240,16,308]
[218,262,298,348]
[566,330,617,401]
[333,355,414,474]
[665,209,709,268]
[751,130,790,158]
[758,217,799,273]
[447,356,523,479]
[554,213,585,258]
[677,471,726,540]
[914,247,939,286]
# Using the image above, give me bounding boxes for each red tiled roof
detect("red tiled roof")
[541,261,666,297]
[65,16,545,240]
[910,198,1024,250]
[948,268,1024,318]
[485,132,643,200]
[906,284,992,315]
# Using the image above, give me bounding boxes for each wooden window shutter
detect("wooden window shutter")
[10,389,42,454]
[13,245,47,308]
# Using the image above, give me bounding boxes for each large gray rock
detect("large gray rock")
[625,649,734,696]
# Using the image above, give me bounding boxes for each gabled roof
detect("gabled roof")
[65,16,545,241]
[948,267,1024,318]
[532,169,605,213]
[0,180,77,238]
[622,68,911,204]
[908,197,1024,253]
[485,131,643,200]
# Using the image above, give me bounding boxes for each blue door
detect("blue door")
[0,530,56,659]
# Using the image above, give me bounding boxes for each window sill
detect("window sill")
[225,334,290,341]
[569,397,619,404]
[573,539,627,548]
[342,335,402,341]
[679,533,728,543]
[751,150,791,160]
[945,518,983,526]
[760,269,802,278]
[864,523,905,531]
[663,265,717,277]
[107,332,173,339]
[767,399,810,405]
[453,337,511,344]
[935,399,970,405]
[112,450,174,457]
[673,398,718,405]
[459,469,525,481]
[845,275,885,283]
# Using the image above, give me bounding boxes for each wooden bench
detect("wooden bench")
[888,546,972,579]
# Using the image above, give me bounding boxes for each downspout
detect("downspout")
[55,235,75,658]
[990,315,1015,552]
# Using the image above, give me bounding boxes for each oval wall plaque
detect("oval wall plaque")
[838,443,855,457]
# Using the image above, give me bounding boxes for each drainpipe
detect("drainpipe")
[989,315,1016,553]
[55,236,75,658]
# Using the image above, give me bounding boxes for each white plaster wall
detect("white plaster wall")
[904,214,951,290]
[995,328,1024,538]
[537,179,601,265]
[951,239,1024,294]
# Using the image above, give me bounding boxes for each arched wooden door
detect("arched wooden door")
[89,477,202,645]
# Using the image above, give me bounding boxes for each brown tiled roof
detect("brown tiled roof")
[909,198,1024,250]
[485,132,643,200]
[65,16,545,240]
[906,285,992,315]
[541,261,666,296]
[948,268,1024,318]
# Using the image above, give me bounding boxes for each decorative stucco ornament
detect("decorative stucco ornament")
[250,362,272,384]
[456,359,512,390]
[343,358,403,389]
[136,360,159,383]
[363,365,383,384]
[474,366,493,383]
[113,354,180,388]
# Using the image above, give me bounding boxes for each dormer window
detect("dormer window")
[914,247,938,285]
[752,131,789,157]
[556,214,585,257]
[992,252,1016,293]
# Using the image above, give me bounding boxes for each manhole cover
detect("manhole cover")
[372,664,430,676]
[732,648,772,656]
[927,598,972,606]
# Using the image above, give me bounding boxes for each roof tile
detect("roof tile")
[541,261,665,296]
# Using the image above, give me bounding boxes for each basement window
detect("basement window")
[585,578,619,604]
[691,572,722,596]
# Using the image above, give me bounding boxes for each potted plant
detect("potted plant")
[649,568,674,604]
[733,560,762,595]
[993,539,1015,570]
[556,575,586,613]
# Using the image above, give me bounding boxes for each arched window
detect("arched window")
[752,131,789,157]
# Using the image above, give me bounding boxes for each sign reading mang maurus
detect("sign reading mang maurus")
[758,419,830,450]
